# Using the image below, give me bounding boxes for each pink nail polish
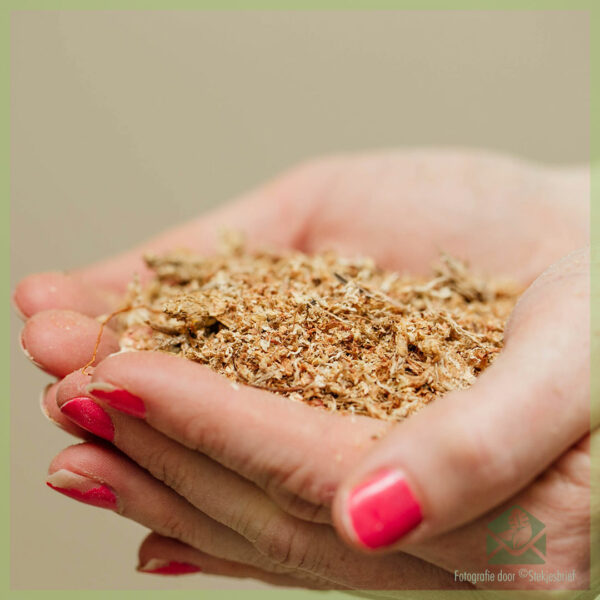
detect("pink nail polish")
[347,469,422,549]
[60,397,115,441]
[46,469,118,510]
[86,383,146,418]
[138,559,201,575]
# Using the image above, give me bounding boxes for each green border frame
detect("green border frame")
[4,3,597,600]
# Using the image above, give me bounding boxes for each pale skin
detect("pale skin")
[14,150,594,592]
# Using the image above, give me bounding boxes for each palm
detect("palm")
[275,152,587,283]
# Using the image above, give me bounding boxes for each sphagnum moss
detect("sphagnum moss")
[101,241,521,422]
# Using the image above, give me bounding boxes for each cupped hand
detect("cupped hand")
[15,150,593,590]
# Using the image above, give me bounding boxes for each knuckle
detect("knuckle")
[143,443,172,480]
[159,512,190,543]
[261,462,334,522]
[228,500,267,544]
[444,420,517,490]
[142,442,193,497]
[256,521,299,567]
[163,456,192,496]
[274,490,331,523]
[252,516,323,572]
[259,466,291,509]
[182,412,227,459]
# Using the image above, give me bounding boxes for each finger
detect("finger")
[67,376,586,589]
[20,310,119,377]
[54,360,589,587]
[46,442,304,576]
[12,272,118,321]
[56,372,335,535]
[331,248,590,552]
[83,366,584,590]
[55,383,432,588]
[41,380,92,439]
[48,443,459,590]
[84,351,389,519]
[137,532,337,589]
[51,375,335,580]
[58,368,333,523]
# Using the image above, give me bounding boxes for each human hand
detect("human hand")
[38,245,593,591]
[15,150,592,590]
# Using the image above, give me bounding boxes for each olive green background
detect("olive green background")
[8,7,591,596]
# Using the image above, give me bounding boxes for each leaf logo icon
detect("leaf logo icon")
[486,505,546,564]
[498,508,532,549]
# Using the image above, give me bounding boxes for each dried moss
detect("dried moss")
[111,240,521,422]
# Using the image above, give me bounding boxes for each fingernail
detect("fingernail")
[86,382,146,418]
[39,383,58,425]
[19,328,45,370]
[138,559,201,575]
[46,469,118,510]
[60,397,115,441]
[346,469,422,549]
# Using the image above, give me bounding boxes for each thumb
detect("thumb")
[332,247,591,552]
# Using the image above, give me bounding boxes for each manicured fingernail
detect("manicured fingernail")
[86,382,146,418]
[46,469,118,510]
[60,397,115,441]
[346,469,422,549]
[138,559,201,575]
